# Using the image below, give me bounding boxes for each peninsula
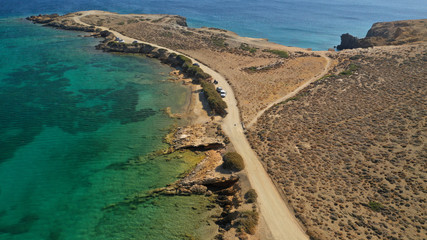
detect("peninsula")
[27,11,426,240]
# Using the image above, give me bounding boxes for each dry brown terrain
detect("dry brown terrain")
[183,49,327,124]
[74,11,329,124]
[247,43,427,240]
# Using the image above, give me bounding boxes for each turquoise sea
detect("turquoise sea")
[0,19,218,240]
[0,1,426,239]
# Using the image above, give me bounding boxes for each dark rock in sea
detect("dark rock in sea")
[337,33,360,50]
[174,16,188,27]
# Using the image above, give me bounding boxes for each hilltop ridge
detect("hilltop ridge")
[337,19,427,50]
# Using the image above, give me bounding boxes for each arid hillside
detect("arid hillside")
[247,43,427,240]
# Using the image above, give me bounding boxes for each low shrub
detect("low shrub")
[263,49,289,58]
[368,201,384,212]
[245,189,258,203]
[211,37,228,48]
[240,43,257,53]
[237,210,259,235]
[223,152,244,171]
[340,63,359,75]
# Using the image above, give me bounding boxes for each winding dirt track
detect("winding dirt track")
[74,11,310,239]
[247,54,332,129]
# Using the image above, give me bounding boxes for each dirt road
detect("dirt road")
[247,53,332,129]
[74,11,309,240]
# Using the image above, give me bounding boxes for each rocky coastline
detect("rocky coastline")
[26,13,256,239]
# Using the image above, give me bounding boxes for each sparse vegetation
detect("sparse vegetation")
[181,30,193,36]
[247,66,258,72]
[160,32,173,38]
[280,92,308,104]
[245,189,258,203]
[127,19,138,24]
[211,37,228,48]
[263,49,289,58]
[339,63,359,75]
[117,21,124,25]
[248,45,427,240]
[319,74,336,80]
[237,210,259,235]
[96,19,104,26]
[222,152,245,171]
[368,201,385,212]
[240,43,257,53]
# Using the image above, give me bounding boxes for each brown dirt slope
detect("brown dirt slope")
[247,43,427,240]
[365,19,427,46]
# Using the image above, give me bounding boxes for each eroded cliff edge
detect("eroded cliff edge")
[337,19,427,50]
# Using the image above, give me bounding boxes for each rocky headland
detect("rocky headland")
[337,19,427,50]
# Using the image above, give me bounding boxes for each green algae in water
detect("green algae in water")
[0,18,216,240]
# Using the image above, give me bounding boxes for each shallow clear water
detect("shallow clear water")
[0,19,217,240]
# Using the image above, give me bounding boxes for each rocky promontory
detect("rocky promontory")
[26,14,99,32]
[337,19,427,50]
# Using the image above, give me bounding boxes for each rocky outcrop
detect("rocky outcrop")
[26,14,59,23]
[337,19,427,50]
[173,16,188,27]
[337,33,364,50]
[27,14,98,32]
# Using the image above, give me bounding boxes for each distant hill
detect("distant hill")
[337,19,427,50]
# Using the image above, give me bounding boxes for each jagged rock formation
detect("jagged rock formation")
[337,19,427,50]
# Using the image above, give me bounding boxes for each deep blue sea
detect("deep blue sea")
[1,0,426,50]
[0,1,425,239]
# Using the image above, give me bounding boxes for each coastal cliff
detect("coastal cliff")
[337,19,427,50]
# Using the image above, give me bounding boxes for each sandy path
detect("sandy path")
[74,11,309,240]
[247,53,332,129]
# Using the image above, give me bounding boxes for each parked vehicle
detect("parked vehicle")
[216,87,223,92]
[193,63,200,67]
[213,80,218,84]
[132,40,138,44]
